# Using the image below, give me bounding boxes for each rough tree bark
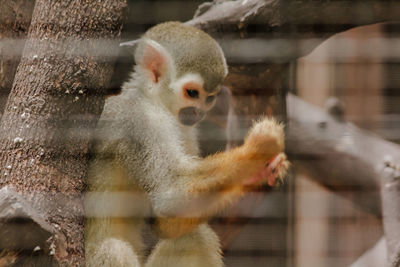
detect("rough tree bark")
[0,0,35,117]
[0,0,126,266]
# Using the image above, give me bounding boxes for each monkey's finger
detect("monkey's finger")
[268,153,285,170]
[243,168,266,186]
[244,158,277,186]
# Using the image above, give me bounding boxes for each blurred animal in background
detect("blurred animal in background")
[85,21,289,267]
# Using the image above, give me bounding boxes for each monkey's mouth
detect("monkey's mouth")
[178,107,205,126]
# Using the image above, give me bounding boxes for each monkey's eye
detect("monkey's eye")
[206,95,216,104]
[186,89,199,99]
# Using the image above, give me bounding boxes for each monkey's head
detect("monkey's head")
[134,22,228,126]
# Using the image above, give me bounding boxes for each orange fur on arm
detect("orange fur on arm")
[153,119,287,239]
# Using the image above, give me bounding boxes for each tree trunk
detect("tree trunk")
[0,0,35,117]
[0,0,126,266]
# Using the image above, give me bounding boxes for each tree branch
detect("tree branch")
[286,93,400,214]
[381,163,400,266]
[0,187,57,266]
[186,0,400,62]
[350,237,387,267]
[286,93,400,264]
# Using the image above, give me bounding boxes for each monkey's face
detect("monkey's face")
[167,73,219,126]
[135,37,225,127]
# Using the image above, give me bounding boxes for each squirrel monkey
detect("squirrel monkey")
[85,22,289,267]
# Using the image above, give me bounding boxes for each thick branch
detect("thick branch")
[381,165,400,266]
[350,237,387,267]
[0,187,57,266]
[186,0,400,62]
[286,94,400,216]
[286,94,400,264]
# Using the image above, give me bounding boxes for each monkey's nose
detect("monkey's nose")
[178,107,205,126]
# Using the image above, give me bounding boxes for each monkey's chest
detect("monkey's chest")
[104,162,153,218]
[179,126,199,156]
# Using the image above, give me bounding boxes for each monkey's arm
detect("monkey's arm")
[194,119,284,191]
[150,118,289,238]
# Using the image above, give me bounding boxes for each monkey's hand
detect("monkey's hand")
[243,117,285,161]
[241,118,289,187]
[244,153,289,187]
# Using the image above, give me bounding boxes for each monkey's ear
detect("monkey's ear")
[138,40,170,84]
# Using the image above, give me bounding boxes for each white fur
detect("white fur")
[146,224,223,267]
[87,238,141,267]
[85,73,222,267]
[170,73,204,98]
[86,23,228,267]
